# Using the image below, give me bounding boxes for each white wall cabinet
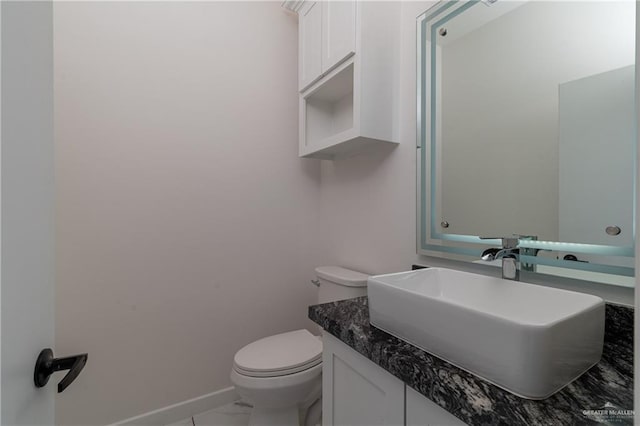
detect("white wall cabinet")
[322,333,468,426]
[298,2,323,91]
[293,1,401,159]
[321,1,356,75]
[298,1,355,92]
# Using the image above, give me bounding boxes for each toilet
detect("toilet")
[230,266,369,426]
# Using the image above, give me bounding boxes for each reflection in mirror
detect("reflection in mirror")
[417,1,636,286]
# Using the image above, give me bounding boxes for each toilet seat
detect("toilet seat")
[234,357,322,378]
[233,329,322,378]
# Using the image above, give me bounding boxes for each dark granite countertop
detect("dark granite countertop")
[309,296,634,426]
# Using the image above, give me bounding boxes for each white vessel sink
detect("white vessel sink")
[368,268,605,399]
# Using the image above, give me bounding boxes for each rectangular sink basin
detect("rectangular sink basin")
[368,268,605,399]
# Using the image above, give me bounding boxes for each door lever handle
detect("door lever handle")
[34,348,88,393]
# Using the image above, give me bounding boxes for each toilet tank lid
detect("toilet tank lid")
[315,266,369,287]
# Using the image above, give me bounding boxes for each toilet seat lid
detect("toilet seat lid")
[233,329,322,377]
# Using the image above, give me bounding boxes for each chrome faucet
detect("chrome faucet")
[480,237,520,280]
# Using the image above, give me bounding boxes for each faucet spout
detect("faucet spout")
[494,248,519,260]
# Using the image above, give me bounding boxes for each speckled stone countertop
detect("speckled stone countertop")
[309,297,634,426]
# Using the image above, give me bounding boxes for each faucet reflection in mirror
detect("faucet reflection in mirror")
[417,0,636,287]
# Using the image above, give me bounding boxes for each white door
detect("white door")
[558,65,636,249]
[2,2,61,424]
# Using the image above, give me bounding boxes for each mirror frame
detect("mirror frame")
[416,0,636,282]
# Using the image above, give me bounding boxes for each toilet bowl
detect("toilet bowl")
[230,266,368,426]
[231,330,322,426]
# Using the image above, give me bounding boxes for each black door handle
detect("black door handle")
[34,348,88,393]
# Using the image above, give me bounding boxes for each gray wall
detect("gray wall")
[54,3,323,424]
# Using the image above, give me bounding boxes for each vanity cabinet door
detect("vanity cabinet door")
[322,333,404,426]
[406,386,467,426]
[298,1,322,91]
[321,0,356,74]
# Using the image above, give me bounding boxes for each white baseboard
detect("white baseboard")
[111,386,239,426]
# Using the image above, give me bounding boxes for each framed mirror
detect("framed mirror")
[417,0,636,286]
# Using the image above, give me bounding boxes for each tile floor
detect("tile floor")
[167,400,252,426]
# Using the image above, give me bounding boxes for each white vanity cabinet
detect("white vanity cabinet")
[293,1,401,159]
[322,333,467,426]
[322,333,404,426]
[406,387,467,426]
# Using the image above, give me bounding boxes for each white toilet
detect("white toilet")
[230,266,368,426]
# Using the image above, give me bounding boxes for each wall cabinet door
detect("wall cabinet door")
[322,333,404,426]
[321,1,356,74]
[406,386,467,426]
[299,1,322,90]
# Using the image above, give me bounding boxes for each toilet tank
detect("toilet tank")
[315,266,368,304]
